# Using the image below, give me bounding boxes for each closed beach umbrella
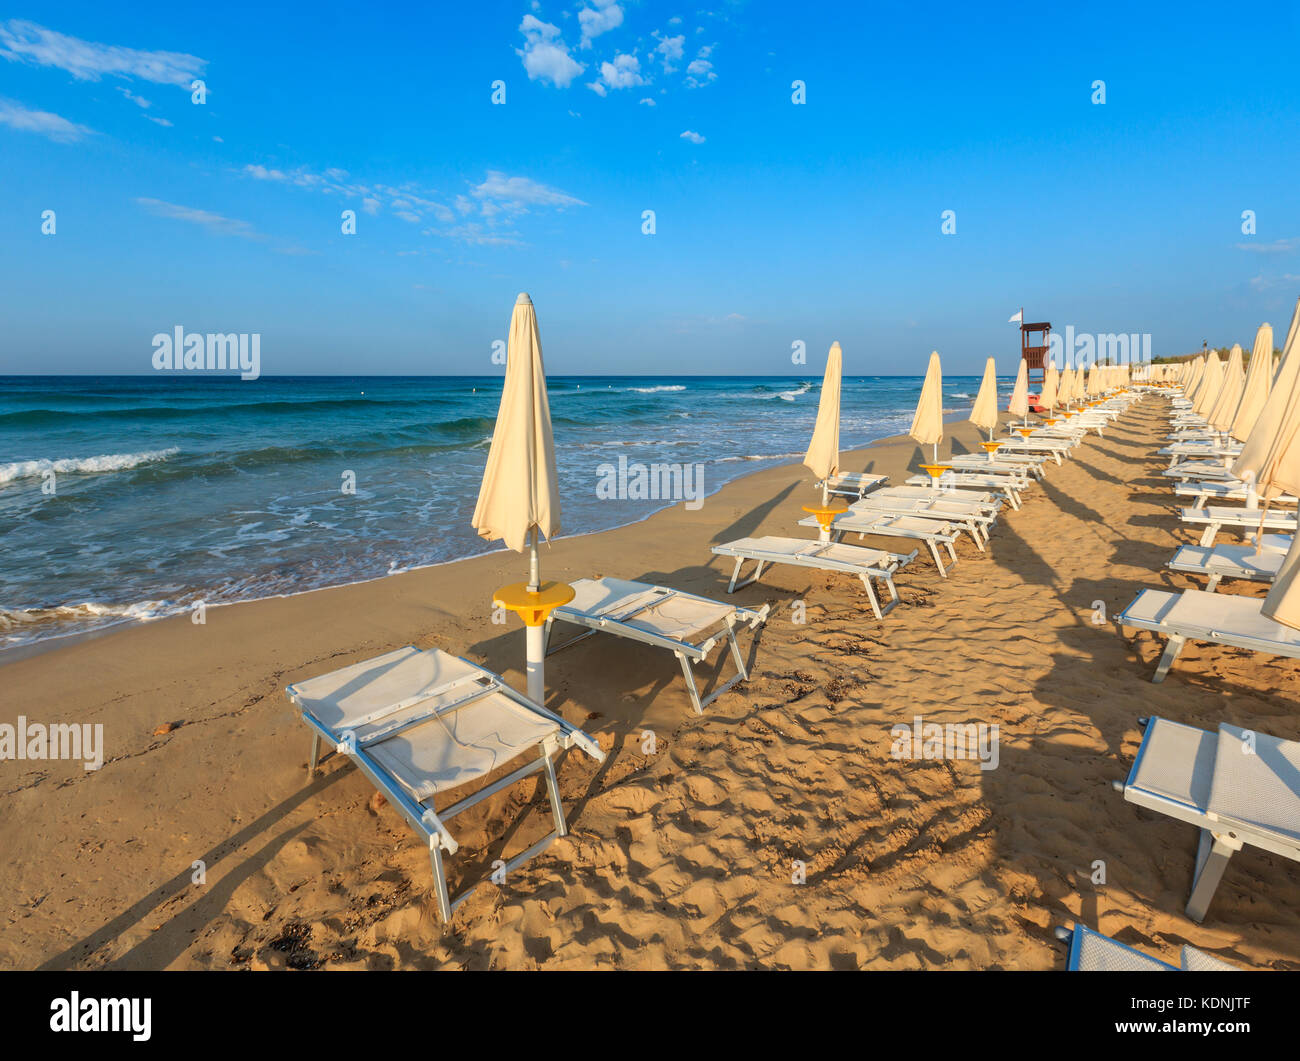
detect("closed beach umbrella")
[969,356,999,439]
[1233,302,1300,505]
[1254,324,1300,628]
[1232,324,1275,442]
[1192,351,1223,419]
[1007,358,1030,421]
[473,292,564,703]
[1207,344,1244,433]
[1059,366,1076,407]
[803,342,842,499]
[1040,359,1059,412]
[909,350,944,462]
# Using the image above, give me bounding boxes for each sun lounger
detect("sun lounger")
[1113,716,1300,922]
[1174,482,1298,510]
[710,535,916,619]
[545,577,768,715]
[1055,923,1241,970]
[798,510,960,576]
[848,495,994,549]
[904,472,1023,509]
[872,485,1002,515]
[1116,586,1300,681]
[994,439,1071,464]
[1179,505,1297,547]
[285,645,605,922]
[1167,543,1284,590]
[822,472,888,500]
[1162,460,1235,482]
[947,453,1048,479]
[1054,923,1177,971]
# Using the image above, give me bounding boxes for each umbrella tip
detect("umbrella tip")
[516,292,532,305]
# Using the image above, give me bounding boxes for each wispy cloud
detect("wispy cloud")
[135,197,261,239]
[1250,273,1300,292]
[0,97,93,142]
[578,1,624,49]
[517,15,584,87]
[116,86,151,109]
[471,171,586,211]
[1237,237,1300,256]
[680,129,705,144]
[0,19,206,88]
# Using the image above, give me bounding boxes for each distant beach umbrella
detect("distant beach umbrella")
[1207,344,1244,433]
[1234,296,1300,505]
[1192,350,1223,419]
[1059,366,1076,406]
[969,356,999,438]
[1231,323,1276,442]
[1040,359,1059,412]
[803,342,843,497]
[1007,359,1030,420]
[909,350,944,462]
[473,292,567,704]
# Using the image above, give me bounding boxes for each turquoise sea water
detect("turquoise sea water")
[0,373,1003,650]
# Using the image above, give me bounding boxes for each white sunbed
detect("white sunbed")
[1113,715,1300,922]
[947,453,1048,479]
[285,645,605,923]
[798,510,960,576]
[874,484,1003,516]
[1162,442,1241,466]
[1055,923,1240,971]
[994,438,1071,465]
[1175,482,1298,510]
[545,577,769,715]
[710,535,916,619]
[1117,586,1300,682]
[847,495,994,549]
[822,472,888,500]
[1179,505,1297,547]
[1167,542,1285,590]
[1162,460,1235,482]
[904,472,1024,509]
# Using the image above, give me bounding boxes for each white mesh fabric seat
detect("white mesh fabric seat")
[1062,924,1176,971]
[286,645,604,921]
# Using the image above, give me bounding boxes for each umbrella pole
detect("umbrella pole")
[526,527,544,704]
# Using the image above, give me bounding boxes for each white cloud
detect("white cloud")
[1237,237,1300,256]
[680,129,705,144]
[135,197,260,239]
[0,19,206,88]
[361,197,381,215]
[589,52,644,94]
[472,171,586,211]
[1250,273,1300,292]
[654,33,685,72]
[116,86,151,109]
[517,15,584,87]
[0,97,93,142]
[639,97,656,106]
[578,1,624,48]
[212,135,223,142]
[145,115,172,127]
[686,56,716,87]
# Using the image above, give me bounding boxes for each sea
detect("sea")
[0,373,1003,652]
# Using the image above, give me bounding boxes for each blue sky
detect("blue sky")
[1,1,1298,376]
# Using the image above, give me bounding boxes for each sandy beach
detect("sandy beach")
[3,396,1298,971]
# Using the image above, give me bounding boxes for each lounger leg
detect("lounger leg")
[676,652,706,714]
[308,733,320,777]
[1186,830,1238,924]
[727,557,745,593]
[1206,573,1222,593]
[945,541,959,566]
[429,839,453,923]
[541,748,567,838]
[1199,524,1218,548]
[927,539,948,578]
[1151,634,1186,683]
[858,573,883,620]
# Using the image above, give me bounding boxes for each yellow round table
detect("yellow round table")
[493,580,575,627]
[918,463,951,484]
[801,501,848,533]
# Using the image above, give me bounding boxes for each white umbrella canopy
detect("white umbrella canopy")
[473,293,561,556]
[1040,359,1059,412]
[1207,344,1244,433]
[969,356,1000,437]
[1234,302,1300,503]
[473,292,565,704]
[1191,350,1223,419]
[1183,355,1205,396]
[803,342,842,487]
[1059,366,1076,406]
[1007,358,1030,419]
[909,351,944,457]
[1232,323,1276,442]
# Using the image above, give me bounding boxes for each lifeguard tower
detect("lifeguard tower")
[1018,313,1051,412]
